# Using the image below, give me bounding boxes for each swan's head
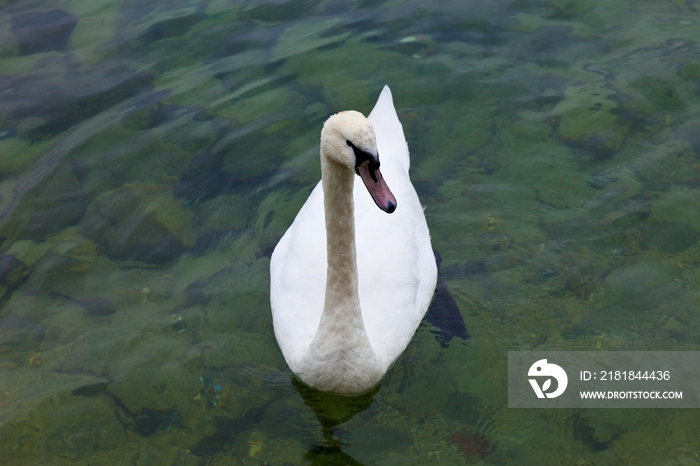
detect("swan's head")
[321,111,397,213]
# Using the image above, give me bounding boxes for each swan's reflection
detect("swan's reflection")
[293,378,379,465]
[303,443,365,466]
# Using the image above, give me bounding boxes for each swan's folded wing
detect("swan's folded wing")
[368,85,410,174]
[354,175,437,371]
[270,182,328,365]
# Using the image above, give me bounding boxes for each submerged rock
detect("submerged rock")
[0,59,153,140]
[242,0,316,21]
[630,75,686,113]
[11,9,78,56]
[549,82,630,159]
[0,163,92,253]
[0,254,27,287]
[65,0,123,64]
[651,186,700,231]
[81,184,195,265]
[139,12,208,45]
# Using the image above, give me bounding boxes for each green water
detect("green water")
[1,0,700,464]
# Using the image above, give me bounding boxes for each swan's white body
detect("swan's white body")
[270,86,437,395]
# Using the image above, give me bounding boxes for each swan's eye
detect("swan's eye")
[346,140,352,146]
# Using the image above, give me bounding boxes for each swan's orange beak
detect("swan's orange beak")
[357,159,397,213]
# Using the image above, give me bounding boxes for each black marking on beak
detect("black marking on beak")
[347,140,379,182]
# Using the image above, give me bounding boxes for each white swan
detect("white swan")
[270,86,437,395]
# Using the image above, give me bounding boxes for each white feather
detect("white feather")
[270,85,437,394]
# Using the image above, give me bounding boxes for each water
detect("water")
[1,0,700,464]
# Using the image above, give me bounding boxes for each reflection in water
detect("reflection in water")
[294,377,378,465]
[304,443,365,466]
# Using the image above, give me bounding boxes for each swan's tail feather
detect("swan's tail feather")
[368,85,410,172]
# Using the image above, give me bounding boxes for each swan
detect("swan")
[270,85,437,395]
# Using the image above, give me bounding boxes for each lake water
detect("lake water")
[1,0,700,464]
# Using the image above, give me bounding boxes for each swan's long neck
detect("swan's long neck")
[321,157,364,314]
[321,156,362,325]
[299,153,383,394]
